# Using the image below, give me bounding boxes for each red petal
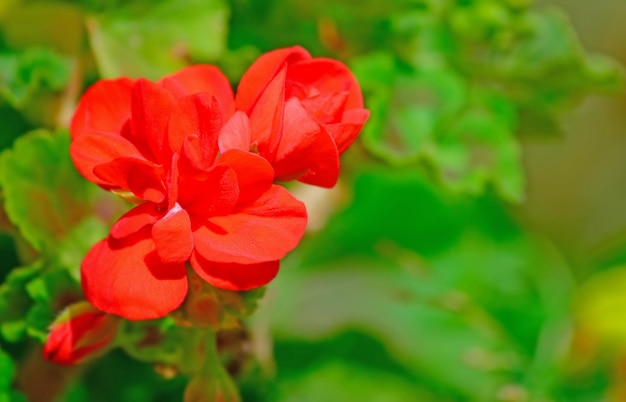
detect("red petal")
[93,157,166,203]
[160,65,235,119]
[216,150,273,205]
[247,66,287,159]
[167,93,222,157]
[43,303,120,365]
[151,204,193,264]
[70,78,134,139]
[218,111,251,153]
[192,185,307,264]
[273,98,340,188]
[178,135,207,174]
[190,253,279,290]
[299,91,349,124]
[179,164,239,217]
[70,132,144,186]
[287,58,364,109]
[81,232,188,321]
[131,79,177,163]
[326,108,370,154]
[235,46,310,112]
[110,202,160,239]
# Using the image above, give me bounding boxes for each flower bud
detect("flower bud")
[43,301,120,365]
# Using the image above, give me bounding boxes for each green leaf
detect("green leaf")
[433,88,524,202]
[86,0,228,79]
[0,129,100,255]
[500,8,624,111]
[25,269,82,342]
[355,54,466,164]
[0,262,41,342]
[298,169,465,265]
[0,348,14,390]
[0,48,71,109]
[54,217,110,282]
[273,168,574,399]
[274,361,439,402]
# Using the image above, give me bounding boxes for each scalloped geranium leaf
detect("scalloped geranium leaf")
[0,48,71,109]
[433,88,524,202]
[0,129,99,255]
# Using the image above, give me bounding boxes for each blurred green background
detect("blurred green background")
[1,0,626,401]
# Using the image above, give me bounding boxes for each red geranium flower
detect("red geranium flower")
[221,46,370,188]
[70,66,307,321]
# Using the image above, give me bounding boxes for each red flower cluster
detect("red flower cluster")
[69,46,368,321]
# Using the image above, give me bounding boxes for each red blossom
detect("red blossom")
[43,301,120,365]
[71,65,307,321]
[227,46,370,187]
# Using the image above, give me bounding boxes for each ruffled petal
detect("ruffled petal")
[287,58,364,109]
[179,164,239,217]
[273,98,340,188]
[70,132,144,186]
[160,65,235,119]
[81,231,188,321]
[299,91,349,124]
[167,93,222,157]
[235,46,310,112]
[326,108,370,154]
[216,149,273,205]
[131,79,177,163]
[110,202,160,239]
[70,78,134,139]
[151,204,193,264]
[93,157,166,203]
[247,66,287,159]
[190,253,279,291]
[218,111,251,153]
[192,185,307,264]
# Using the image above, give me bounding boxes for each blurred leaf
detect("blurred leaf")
[501,8,625,111]
[298,168,465,265]
[0,347,14,390]
[273,169,574,399]
[0,262,41,342]
[434,88,524,201]
[0,48,71,109]
[0,129,100,255]
[0,104,31,152]
[86,0,228,79]
[54,217,110,282]
[354,53,524,201]
[274,361,438,402]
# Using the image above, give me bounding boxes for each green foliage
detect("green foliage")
[86,0,229,79]
[0,48,71,109]
[0,130,101,255]
[0,347,26,402]
[271,168,574,400]
[0,263,42,342]
[0,0,623,400]
[351,1,623,202]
